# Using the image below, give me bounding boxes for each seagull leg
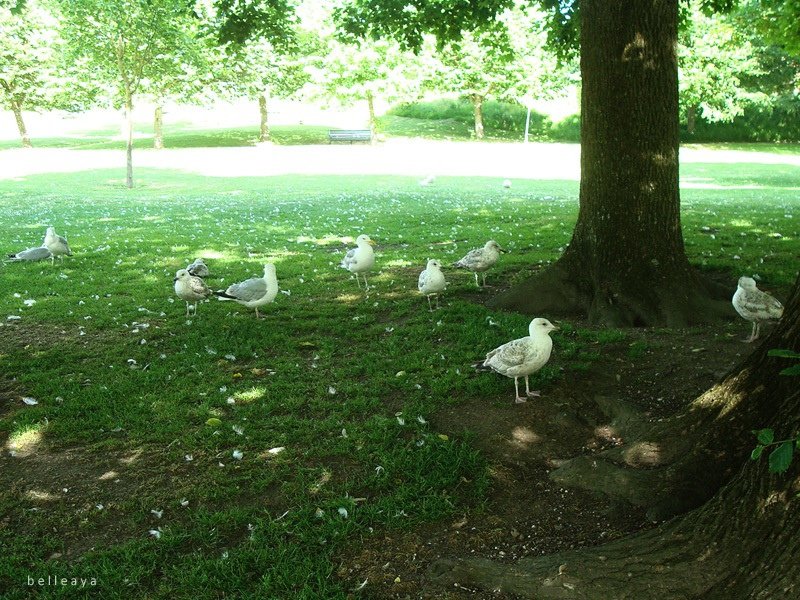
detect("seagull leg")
[426,295,433,312]
[474,272,480,288]
[745,321,758,343]
[482,273,488,287]
[525,376,541,398]
[185,302,190,317]
[513,377,527,404]
[435,294,440,310]
[363,274,369,292]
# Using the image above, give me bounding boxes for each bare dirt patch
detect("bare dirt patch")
[336,321,750,599]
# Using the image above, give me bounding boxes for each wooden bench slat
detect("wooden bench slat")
[328,129,372,143]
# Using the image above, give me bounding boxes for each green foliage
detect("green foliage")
[751,350,800,473]
[388,99,551,137]
[682,102,800,142]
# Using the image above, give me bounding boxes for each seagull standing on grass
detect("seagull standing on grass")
[44,227,72,263]
[341,234,375,291]
[418,259,447,311]
[186,258,209,278]
[453,240,504,288]
[7,247,52,262]
[473,317,558,404]
[174,269,213,316]
[215,263,278,318]
[732,276,783,342]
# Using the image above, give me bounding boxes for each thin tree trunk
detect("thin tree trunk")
[124,97,133,189]
[430,273,800,598]
[258,92,270,142]
[10,99,32,149]
[153,104,164,149]
[366,90,377,144]
[471,94,485,139]
[491,0,730,326]
[687,104,697,135]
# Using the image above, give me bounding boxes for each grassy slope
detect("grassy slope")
[0,149,797,598]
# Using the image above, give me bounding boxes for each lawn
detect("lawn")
[0,142,798,598]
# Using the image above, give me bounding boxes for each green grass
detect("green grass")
[0,146,798,598]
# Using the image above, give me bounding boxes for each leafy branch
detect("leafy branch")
[750,349,800,473]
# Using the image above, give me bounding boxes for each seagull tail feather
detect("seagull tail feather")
[213,290,236,300]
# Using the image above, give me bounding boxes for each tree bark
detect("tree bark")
[153,104,164,149]
[491,0,731,326]
[687,104,697,135]
[366,90,377,144]
[124,97,134,189]
[471,93,485,139]
[10,99,32,149]
[258,92,270,142]
[430,273,800,598]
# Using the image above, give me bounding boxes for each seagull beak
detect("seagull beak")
[173,277,178,282]
[368,240,376,246]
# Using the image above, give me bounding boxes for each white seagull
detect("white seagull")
[418,259,447,311]
[419,174,436,187]
[473,317,558,404]
[44,227,72,263]
[8,246,52,262]
[215,263,278,318]
[732,276,783,342]
[186,258,209,278]
[453,240,504,288]
[174,269,212,316]
[502,179,512,189]
[341,234,376,291]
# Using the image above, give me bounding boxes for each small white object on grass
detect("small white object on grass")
[473,317,558,404]
[453,240,504,288]
[341,235,375,291]
[502,179,512,189]
[417,259,447,311]
[419,174,436,186]
[732,276,783,343]
[173,269,212,317]
[214,263,278,318]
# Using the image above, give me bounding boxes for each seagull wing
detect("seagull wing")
[225,277,267,302]
[190,276,211,297]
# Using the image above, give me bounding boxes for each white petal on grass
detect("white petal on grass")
[232,450,243,460]
[338,507,349,518]
[148,529,162,539]
[22,397,38,405]
[267,446,285,455]
[233,425,244,435]
[151,509,163,518]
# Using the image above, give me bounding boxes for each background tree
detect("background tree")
[305,37,424,140]
[58,0,199,187]
[218,32,317,143]
[678,6,764,135]
[0,0,63,148]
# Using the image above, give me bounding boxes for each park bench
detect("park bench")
[328,129,372,144]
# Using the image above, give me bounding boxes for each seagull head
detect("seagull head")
[356,234,375,246]
[46,226,56,236]
[263,263,276,275]
[486,240,505,253]
[529,317,558,335]
[427,259,442,269]
[738,276,757,290]
[174,269,190,282]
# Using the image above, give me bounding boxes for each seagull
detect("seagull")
[44,227,72,263]
[732,276,783,342]
[419,174,436,187]
[174,268,212,316]
[453,240,504,288]
[215,263,278,318]
[7,247,52,262]
[473,318,558,404]
[502,179,512,189]
[186,258,209,278]
[418,259,447,311]
[341,234,375,291]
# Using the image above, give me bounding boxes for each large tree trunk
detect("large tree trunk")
[471,93,485,139]
[10,99,32,149]
[430,273,800,598]
[491,0,730,327]
[153,104,164,149]
[258,92,270,142]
